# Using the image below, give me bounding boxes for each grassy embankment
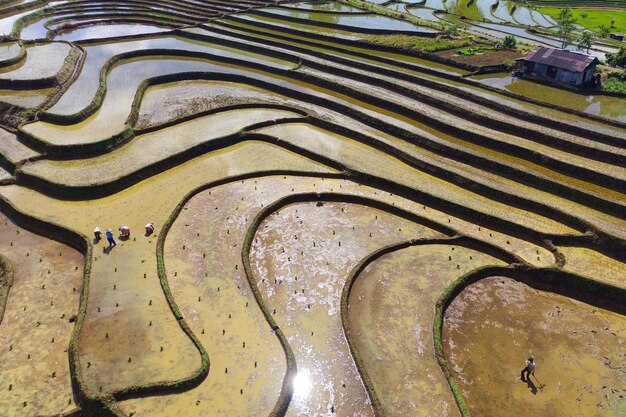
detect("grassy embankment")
[602,71,626,93]
[361,34,472,52]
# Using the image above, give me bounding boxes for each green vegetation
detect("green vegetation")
[578,30,594,53]
[361,34,472,52]
[503,35,517,49]
[540,7,626,33]
[602,71,626,93]
[606,46,626,68]
[555,8,577,48]
[456,45,496,55]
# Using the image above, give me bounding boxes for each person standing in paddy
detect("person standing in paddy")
[105,228,116,247]
[521,356,536,382]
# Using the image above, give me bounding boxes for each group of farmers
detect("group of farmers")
[93,222,155,248]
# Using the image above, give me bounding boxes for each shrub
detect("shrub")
[606,46,626,68]
[607,71,626,82]
[504,59,516,70]
[603,71,626,93]
[503,35,517,49]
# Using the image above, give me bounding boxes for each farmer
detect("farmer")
[145,222,155,235]
[105,229,116,247]
[521,356,536,381]
[94,226,102,241]
[119,226,130,238]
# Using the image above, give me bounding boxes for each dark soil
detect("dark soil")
[433,48,524,68]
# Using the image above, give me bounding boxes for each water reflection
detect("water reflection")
[292,369,313,399]
[472,73,626,122]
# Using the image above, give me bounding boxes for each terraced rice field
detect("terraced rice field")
[0,1,624,417]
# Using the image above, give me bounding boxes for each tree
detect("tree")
[606,46,626,68]
[503,35,517,49]
[578,31,593,54]
[556,8,577,49]
[597,24,611,38]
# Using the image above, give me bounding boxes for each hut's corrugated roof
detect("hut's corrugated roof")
[517,46,598,73]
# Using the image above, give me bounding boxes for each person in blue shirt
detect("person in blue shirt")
[105,228,116,247]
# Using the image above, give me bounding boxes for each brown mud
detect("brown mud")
[0,212,83,416]
[443,276,626,417]
[0,142,334,398]
[251,200,444,417]
[349,244,506,417]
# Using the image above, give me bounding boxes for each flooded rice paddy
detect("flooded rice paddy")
[0,0,624,416]
[349,244,506,417]
[443,276,626,417]
[474,73,626,122]
[250,200,441,416]
[0,212,83,416]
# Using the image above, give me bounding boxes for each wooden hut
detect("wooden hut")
[515,46,599,88]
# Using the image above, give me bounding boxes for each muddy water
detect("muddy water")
[260,7,436,32]
[0,10,32,37]
[453,82,626,140]
[124,177,386,416]
[215,20,466,75]
[406,7,439,21]
[251,201,444,416]
[443,276,626,417]
[290,2,364,13]
[119,175,484,416]
[78,229,201,394]
[299,66,626,191]
[136,80,310,129]
[22,108,302,187]
[19,14,49,40]
[44,34,295,117]
[0,41,21,63]
[0,143,334,397]
[0,42,70,81]
[0,212,83,416]
[212,18,620,141]
[558,247,626,290]
[55,23,168,42]
[0,127,39,165]
[473,73,626,123]
[25,53,296,146]
[0,86,55,108]
[349,244,505,417]
[256,123,579,249]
